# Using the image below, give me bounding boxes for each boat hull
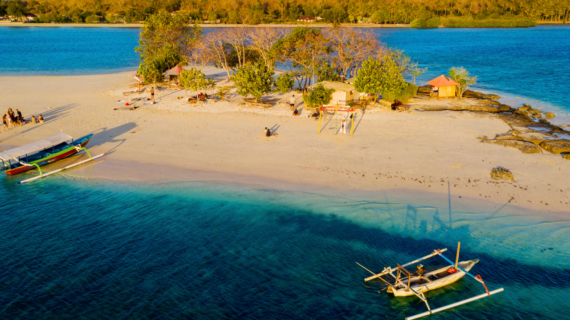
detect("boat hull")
[390,260,479,297]
[6,135,93,175]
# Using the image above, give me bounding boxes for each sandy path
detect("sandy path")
[0,71,568,216]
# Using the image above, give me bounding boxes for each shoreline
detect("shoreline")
[2,21,567,29]
[1,71,569,216]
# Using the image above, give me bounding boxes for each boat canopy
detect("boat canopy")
[0,133,73,160]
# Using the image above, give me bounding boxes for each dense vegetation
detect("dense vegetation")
[136,12,425,103]
[1,0,568,25]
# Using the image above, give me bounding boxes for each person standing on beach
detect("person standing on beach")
[151,87,155,104]
[289,95,295,111]
[1,114,9,133]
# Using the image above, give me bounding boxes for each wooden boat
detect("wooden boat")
[389,259,479,297]
[0,133,105,183]
[357,243,504,320]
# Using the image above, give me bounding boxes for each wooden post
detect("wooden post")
[351,109,354,136]
[455,242,461,269]
[318,108,322,133]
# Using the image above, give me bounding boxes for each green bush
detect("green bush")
[410,18,427,28]
[427,17,440,28]
[442,17,536,28]
[85,15,100,23]
[274,72,295,94]
[303,84,334,109]
[382,83,418,103]
[411,17,439,28]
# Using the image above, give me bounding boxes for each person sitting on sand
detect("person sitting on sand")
[38,114,44,123]
[2,114,9,133]
[31,115,37,124]
[15,109,23,125]
[265,127,271,137]
[293,108,299,116]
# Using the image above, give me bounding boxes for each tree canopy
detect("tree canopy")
[232,61,275,101]
[354,55,407,102]
[3,0,563,25]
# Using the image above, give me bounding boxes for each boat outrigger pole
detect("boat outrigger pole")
[19,146,105,184]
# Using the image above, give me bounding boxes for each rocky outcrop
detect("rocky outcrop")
[545,112,555,118]
[539,140,570,154]
[463,89,500,100]
[482,139,542,154]
[421,102,511,113]
[491,167,515,181]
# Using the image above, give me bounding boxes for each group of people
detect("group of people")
[2,108,44,133]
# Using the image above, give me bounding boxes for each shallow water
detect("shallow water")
[0,177,568,319]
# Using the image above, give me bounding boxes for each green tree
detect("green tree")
[139,45,184,85]
[232,61,275,101]
[303,84,334,109]
[409,62,427,84]
[315,60,338,82]
[448,67,477,98]
[105,13,118,23]
[274,71,295,93]
[322,5,348,26]
[354,55,406,103]
[271,27,330,90]
[136,11,202,84]
[178,68,215,94]
[7,1,26,20]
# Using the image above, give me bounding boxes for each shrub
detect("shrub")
[410,18,427,28]
[179,68,215,94]
[411,17,439,29]
[274,72,295,94]
[303,84,334,109]
[382,83,418,103]
[442,17,536,28]
[427,17,440,28]
[85,15,100,23]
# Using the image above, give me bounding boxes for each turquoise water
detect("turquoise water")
[0,177,569,319]
[0,26,569,115]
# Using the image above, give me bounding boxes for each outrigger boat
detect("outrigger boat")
[0,133,105,184]
[357,243,504,320]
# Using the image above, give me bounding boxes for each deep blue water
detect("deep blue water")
[0,27,140,75]
[0,26,569,115]
[0,177,569,319]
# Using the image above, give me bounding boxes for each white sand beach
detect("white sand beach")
[0,70,568,216]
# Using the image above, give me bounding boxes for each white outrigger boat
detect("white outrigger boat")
[357,243,504,320]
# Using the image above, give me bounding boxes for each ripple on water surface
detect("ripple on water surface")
[0,177,568,319]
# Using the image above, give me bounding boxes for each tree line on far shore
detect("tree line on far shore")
[137,11,477,108]
[1,0,568,26]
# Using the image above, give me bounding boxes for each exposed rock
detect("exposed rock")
[491,167,515,181]
[516,131,559,145]
[528,108,542,115]
[545,112,555,118]
[519,104,532,111]
[421,104,506,113]
[463,89,500,100]
[532,113,541,118]
[564,154,570,161]
[514,110,529,116]
[539,140,570,154]
[483,139,542,154]
[477,135,488,140]
[539,119,550,124]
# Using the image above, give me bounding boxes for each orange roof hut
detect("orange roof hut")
[427,75,460,98]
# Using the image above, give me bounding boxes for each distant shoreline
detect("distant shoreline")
[2,21,565,29]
